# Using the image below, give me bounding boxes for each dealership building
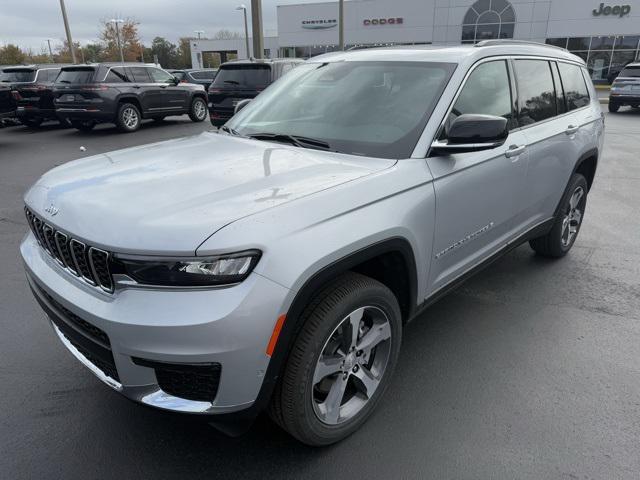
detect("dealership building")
[191,0,640,82]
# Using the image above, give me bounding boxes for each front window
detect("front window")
[0,69,36,82]
[227,61,456,159]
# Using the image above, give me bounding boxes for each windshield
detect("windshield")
[0,69,36,82]
[212,64,271,88]
[227,61,455,159]
[56,68,96,84]
[619,66,640,78]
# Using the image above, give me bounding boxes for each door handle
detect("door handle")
[160,85,167,89]
[505,144,526,158]
[565,125,580,135]
[132,85,140,89]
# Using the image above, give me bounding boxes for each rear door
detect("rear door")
[148,67,188,112]
[426,58,529,293]
[127,66,154,113]
[514,59,593,230]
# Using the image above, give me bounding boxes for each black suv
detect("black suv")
[208,58,303,126]
[0,83,15,127]
[1,64,70,127]
[168,68,218,88]
[54,63,208,132]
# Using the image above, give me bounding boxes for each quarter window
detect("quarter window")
[514,60,556,126]
[128,67,151,83]
[442,60,513,137]
[557,62,590,111]
[104,67,129,83]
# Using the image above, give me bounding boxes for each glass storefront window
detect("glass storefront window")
[500,23,514,39]
[476,24,500,40]
[590,36,615,50]
[461,0,515,43]
[570,51,589,62]
[615,36,640,50]
[587,51,612,81]
[568,37,591,50]
[546,38,568,48]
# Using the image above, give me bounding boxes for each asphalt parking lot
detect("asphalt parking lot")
[1,112,639,479]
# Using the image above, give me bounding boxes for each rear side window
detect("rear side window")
[128,67,151,83]
[514,60,556,126]
[190,71,216,80]
[37,69,60,82]
[0,69,36,82]
[56,68,96,84]
[212,65,271,88]
[442,60,513,137]
[618,66,640,77]
[557,62,590,111]
[104,67,129,83]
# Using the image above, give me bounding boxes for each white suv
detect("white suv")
[22,41,604,445]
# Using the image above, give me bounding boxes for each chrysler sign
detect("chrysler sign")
[302,19,337,29]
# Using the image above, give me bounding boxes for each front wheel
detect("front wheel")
[269,272,402,446]
[116,103,141,133]
[530,173,588,258]
[188,97,208,122]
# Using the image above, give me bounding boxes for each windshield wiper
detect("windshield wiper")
[247,133,334,151]
[219,125,243,136]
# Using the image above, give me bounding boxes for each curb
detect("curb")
[599,98,609,104]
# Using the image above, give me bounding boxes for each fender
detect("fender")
[553,147,598,219]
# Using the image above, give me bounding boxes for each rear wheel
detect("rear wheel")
[269,272,402,446]
[71,120,96,132]
[608,102,620,113]
[21,117,43,128]
[116,103,141,132]
[188,97,207,122]
[529,173,588,258]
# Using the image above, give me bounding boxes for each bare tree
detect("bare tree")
[212,29,242,40]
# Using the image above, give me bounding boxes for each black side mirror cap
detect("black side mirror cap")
[430,114,509,155]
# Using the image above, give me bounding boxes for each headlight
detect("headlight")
[114,250,261,287]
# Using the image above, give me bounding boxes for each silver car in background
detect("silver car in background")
[21,40,603,445]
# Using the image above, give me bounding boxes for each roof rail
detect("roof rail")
[474,39,567,51]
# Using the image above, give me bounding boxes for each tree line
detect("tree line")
[0,19,242,69]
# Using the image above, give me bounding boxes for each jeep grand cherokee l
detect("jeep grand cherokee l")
[22,41,603,446]
[54,63,208,132]
[608,62,640,112]
[1,64,70,127]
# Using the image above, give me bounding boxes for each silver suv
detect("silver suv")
[21,41,604,446]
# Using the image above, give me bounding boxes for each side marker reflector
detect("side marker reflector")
[266,314,286,357]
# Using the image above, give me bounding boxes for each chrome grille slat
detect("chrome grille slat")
[25,207,113,294]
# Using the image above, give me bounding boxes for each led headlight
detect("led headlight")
[114,250,261,287]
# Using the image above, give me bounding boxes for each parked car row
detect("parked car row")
[0,63,213,132]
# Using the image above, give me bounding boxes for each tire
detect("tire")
[116,102,141,133]
[21,117,43,128]
[71,120,96,132]
[269,272,402,446]
[608,103,619,113]
[529,173,588,258]
[188,97,208,122]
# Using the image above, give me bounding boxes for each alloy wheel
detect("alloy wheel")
[311,306,392,425]
[122,107,139,129]
[561,186,584,247]
[194,100,206,120]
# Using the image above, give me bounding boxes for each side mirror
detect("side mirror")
[171,76,180,86]
[234,98,251,114]
[430,114,509,155]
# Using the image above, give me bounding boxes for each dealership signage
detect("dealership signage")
[592,3,631,16]
[363,17,404,26]
[302,19,337,29]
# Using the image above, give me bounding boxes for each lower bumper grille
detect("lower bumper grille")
[133,358,221,403]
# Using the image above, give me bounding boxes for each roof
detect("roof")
[59,62,158,69]
[221,57,305,66]
[311,41,586,66]
[2,64,72,71]
[168,68,218,72]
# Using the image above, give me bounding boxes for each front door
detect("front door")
[127,66,155,113]
[426,59,528,294]
[147,67,189,112]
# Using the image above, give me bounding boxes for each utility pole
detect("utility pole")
[250,0,264,59]
[58,0,77,63]
[338,0,344,50]
[236,5,250,58]
[46,39,54,62]
[111,19,125,63]
[194,30,204,39]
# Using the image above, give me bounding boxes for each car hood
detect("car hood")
[25,132,396,254]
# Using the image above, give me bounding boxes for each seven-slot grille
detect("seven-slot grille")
[25,207,114,293]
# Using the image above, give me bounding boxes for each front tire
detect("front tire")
[188,97,207,122]
[116,103,141,133]
[529,173,588,258]
[269,272,402,446]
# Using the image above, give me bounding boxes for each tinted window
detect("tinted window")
[190,71,216,80]
[149,68,174,83]
[514,60,556,126]
[212,65,271,88]
[172,71,186,80]
[227,61,455,159]
[557,62,590,111]
[443,60,513,136]
[0,69,36,82]
[618,66,640,77]
[37,69,59,82]
[550,62,567,115]
[56,68,96,84]
[104,67,129,83]
[129,67,151,83]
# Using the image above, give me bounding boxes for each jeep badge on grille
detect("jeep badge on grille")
[44,204,59,216]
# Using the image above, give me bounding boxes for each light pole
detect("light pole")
[236,5,250,58]
[110,18,125,63]
[338,0,344,50]
[250,0,264,59]
[194,30,204,39]
[58,0,77,63]
[46,39,54,62]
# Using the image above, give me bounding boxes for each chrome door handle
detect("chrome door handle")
[505,144,526,158]
[565,125,580,135]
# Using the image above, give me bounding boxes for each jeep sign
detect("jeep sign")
[592,3,631,16]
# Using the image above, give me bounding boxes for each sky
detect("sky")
[0,0,321,52]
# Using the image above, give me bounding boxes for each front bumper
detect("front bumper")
[21,232,290,415]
